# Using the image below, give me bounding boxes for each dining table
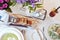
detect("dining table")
[1,0,60,40]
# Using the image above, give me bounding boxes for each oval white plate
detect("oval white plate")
[0,25,24,40]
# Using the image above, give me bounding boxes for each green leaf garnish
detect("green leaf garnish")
[6,8,12,12]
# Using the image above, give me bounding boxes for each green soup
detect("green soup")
[1,33,18,40]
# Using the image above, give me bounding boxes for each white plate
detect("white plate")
[0,25,24,40]
[43,20,60,40]
[16,27,44,40]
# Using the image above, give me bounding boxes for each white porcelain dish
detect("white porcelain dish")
[16,27,44,40]
[0,25,24,40]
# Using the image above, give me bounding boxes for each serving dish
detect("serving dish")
[41,20,60,40]
[0,25,24,40]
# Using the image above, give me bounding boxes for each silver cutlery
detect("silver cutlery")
[42,27,47,40]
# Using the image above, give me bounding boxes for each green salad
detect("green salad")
[48,24,60,40]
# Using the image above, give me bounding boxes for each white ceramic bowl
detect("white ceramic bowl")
[0,25,24,40]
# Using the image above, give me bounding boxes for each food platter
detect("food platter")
[48,23,60,40]
[42,20,60,40]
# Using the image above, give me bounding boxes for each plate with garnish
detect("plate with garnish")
[43,20,60,40]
